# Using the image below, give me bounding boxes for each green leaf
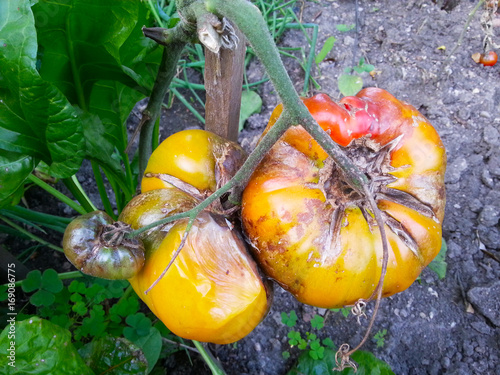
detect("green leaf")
[78,335,148,375]
[287,348,395,375]
[81,110,132,197]
[0,150,35,208]
[322,338,335,350]
[336,24,355,32]
[311,315,325,330]
[33,0,143,108]
[239,90,262,131]
[30,289,55,307]
[297,339,308,350]
[428,238,447,280]
[124,313,153,342]
[287,331,302,346]
[41,269,63,293]
[22,270,42,293]
[0,285,7,301]
[79,307,107,339]
[315,36,336,64]
[131,327,162,374]
[69,280,87,294]
[338,74,363,96]
[89,81,143,153]
[362,64,375,73]
[281,310,298,327]
[282,351,291,360]
[0,0,85,179]
[0,317,94,374]
[72,301,88,316]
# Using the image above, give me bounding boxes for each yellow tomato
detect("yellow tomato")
[142,129,247,194]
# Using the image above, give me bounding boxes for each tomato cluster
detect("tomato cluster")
[63,88,446,344]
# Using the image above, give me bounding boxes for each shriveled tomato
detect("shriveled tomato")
[241,88,446,308]
[63,211,145,280]
[120,188,272,344]
[141,129,247,195]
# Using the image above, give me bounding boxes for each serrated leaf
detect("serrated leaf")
[427,238,447,280]
[41,269,63,293]
[0,317,94,374]
[30,289,55,307]
[80,309,107,338]
[72,301,88,316]
[315,36,336,64]
[22,270,42,293]
[79,335,148,375]
[239,90,262,131]
[338,74,363,96]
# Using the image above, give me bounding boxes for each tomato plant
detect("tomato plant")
[241,88,447,308]
[119,130,272,344]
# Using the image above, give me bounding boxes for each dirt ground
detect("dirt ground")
[6,0,500,374]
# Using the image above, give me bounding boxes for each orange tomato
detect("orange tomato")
[241,88,446,308]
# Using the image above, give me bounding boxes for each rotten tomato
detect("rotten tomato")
[241,88,446,308]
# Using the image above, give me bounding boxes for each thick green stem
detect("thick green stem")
[63,175,98,213]
[192,341,227,375]
[205,0,368,192]
[138,43,186,179]
[28,175,87,215]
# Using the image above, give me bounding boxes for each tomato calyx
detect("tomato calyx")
[100,221,142,249]
[317,135,437,257]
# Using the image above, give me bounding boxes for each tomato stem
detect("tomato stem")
[28,174,87,215]
[137,43,186,179]
[192,340,227,375]
[204,0,368,194]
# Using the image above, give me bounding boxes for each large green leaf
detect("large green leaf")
[33,0,157,109]
[78,335,148,375]
[0,150,35,208]
[0,317,94,375]
[0,0,85,179]
[80,110,132,196]
[89,81,143,153]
